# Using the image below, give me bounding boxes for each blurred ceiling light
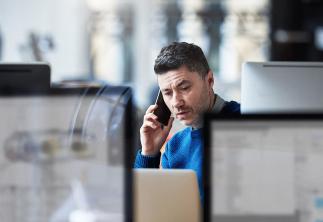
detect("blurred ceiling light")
[226,0,267,12]
[85,0,131,11]
[179,0,204,13]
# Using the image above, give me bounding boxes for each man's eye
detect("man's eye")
[181,86,190,90]
[163,91,172,96]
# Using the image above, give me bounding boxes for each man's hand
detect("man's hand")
[140,105,174,156]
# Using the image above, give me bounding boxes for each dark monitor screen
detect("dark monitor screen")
[0,63,50,94]
[204,114,323,222]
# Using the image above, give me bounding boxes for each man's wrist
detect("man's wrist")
[141,149,159,157]
[134,150,161,168]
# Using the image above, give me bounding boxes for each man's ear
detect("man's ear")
[206,70,214,88]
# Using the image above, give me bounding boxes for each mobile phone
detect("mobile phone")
[153,90,171,126]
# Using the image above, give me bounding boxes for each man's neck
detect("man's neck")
[191,92,216,129]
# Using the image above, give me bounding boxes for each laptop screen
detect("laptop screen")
[241,62,323,114]
[203,114,323,222]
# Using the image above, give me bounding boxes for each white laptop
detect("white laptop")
[241,61,323,113]
[133,169,201,222]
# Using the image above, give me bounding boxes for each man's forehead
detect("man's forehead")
[158,78,192,91]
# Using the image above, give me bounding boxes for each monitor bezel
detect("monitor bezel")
[203,113,323,222]
[0,84,134,222]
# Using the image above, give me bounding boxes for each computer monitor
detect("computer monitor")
[0,63,50,93]
[203,114,323,222]
[241,62,323,113]
[0,85,133,222]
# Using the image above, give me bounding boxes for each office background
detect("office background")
[1,0,323,221]
[1,0,323,121]
[0,0,323,109]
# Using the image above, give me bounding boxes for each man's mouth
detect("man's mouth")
[176,110,190,119]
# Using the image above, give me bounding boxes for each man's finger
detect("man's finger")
[144,113,158,122]
[141,121,159,132]
[164,117,174,131]
[145,105,158,114]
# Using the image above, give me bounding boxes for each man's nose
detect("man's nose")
[172,93,184,109]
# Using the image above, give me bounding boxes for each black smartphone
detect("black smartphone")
[153,90,171,126]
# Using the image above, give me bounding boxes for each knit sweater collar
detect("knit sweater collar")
[190,127,202,137]
[212,94,225,113]
[192,94,225,130]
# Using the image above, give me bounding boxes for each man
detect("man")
[134,42,240,198]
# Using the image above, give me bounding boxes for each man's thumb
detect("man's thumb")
[165,117,174,131]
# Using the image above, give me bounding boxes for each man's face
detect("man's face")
[157,65,214,128]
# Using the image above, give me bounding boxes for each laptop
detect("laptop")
[241,61,323,113]
[203,114,323,222]
[133,169,201,222]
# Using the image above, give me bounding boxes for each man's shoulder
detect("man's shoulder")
[220,100,241,115]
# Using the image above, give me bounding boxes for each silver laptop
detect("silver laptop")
[203,114,323,222]
[241,61,323,113]
[133,169,201,222]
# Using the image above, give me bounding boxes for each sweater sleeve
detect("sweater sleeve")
[134,149,161,168]
[161,143,170,169]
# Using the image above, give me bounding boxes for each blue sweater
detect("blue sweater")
[134,101,240,200]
